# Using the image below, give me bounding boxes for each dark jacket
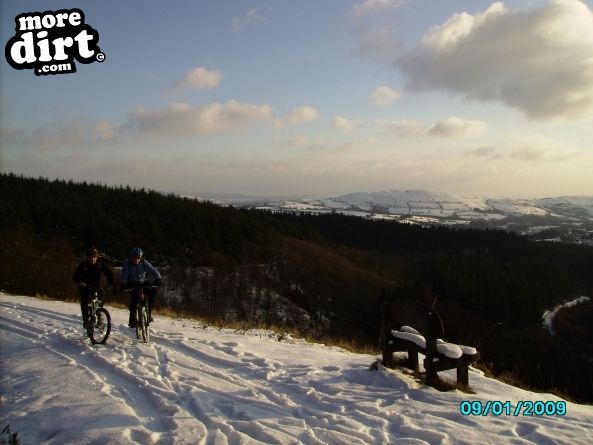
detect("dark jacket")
[73,259,113,288]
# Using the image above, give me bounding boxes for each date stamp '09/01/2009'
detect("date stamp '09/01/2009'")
[460,400,567,417]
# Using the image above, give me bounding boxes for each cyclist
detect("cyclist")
[120,247,161,328]
[72,247,114,327]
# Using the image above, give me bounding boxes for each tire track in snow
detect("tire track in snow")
[2,300,421,444]
[152,331,408,444]
[0,305,202,444]
[0,301,82,327]
[152,332,326,444]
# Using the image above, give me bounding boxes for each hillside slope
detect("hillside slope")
[1,293,592,445]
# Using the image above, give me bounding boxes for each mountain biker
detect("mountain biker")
[72,247,114,327]
[120,247,162,328]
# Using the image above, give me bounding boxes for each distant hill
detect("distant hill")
[216,190,593,245]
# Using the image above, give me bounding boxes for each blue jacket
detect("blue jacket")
[120,258,161,287]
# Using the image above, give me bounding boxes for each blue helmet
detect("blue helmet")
[130,247,143,258]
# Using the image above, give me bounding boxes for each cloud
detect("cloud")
[465,145,500,159]
[428,116,487,137]
[173,67,223,91]
[274,106,320,128]
[370,85,400,106]
[131,101,273,137]
[397,0,593,120]
[353,0,406,16]
[272,136,310,147]
[378,119,427,138]
[231,9,269,33]
[352,24,401,61]
[333,116,363,132]
[1,121,96,150]
[94,121,115,141]
[378,116,485,138]
[464,134,579,162]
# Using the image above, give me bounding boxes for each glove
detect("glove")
[154,279,161,288]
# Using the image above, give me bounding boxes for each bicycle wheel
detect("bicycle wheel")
[89,308,111,344]
[135,305,142,340]
[140,305,149,343]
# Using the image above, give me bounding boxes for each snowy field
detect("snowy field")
[1,293,592,445]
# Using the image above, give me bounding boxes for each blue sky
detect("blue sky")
[1,0,593,198]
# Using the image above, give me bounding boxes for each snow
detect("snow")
[235,191,593,233]
[2,293,593,445]
[392,332,471,360]
[542,296,591,335]
[485,199,549,217]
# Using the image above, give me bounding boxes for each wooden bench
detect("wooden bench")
[380,299,479,387]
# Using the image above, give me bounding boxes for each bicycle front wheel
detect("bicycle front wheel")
[135,305,142,340]
[139,306,149,343]
[89,308,111,344]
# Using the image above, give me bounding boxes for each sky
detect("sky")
[1,0,593,199]
[2,292,593,444]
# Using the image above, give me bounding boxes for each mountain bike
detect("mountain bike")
[85,287,111,344]
[125,285,156,343]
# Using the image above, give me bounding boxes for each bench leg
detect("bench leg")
[382,350,394,368]
[407,348,419,372]
[426,368,438,387]
[457,364,469,386]
[425,360,438,387]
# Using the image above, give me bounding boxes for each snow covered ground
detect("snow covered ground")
[1,293,592,445]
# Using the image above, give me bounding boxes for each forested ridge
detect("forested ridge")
[1,172,593,402]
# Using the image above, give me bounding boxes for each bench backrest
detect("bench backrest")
[381,299,445,341]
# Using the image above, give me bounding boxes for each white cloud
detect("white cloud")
[231,9,269,33]
[131,100,273,137]
[397,0,593,120]
[371,86,400,106]
[174,67,223,91]
[333,116,363,132]
[428,116,487,137]
[353,0,406,16]
[274,106,320,128]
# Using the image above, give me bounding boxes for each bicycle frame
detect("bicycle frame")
[127,285,152,343]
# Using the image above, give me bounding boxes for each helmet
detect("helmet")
[87,247,98,258]
[130,247,143,258]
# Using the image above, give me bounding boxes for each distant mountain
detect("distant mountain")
[216,190,593,245]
